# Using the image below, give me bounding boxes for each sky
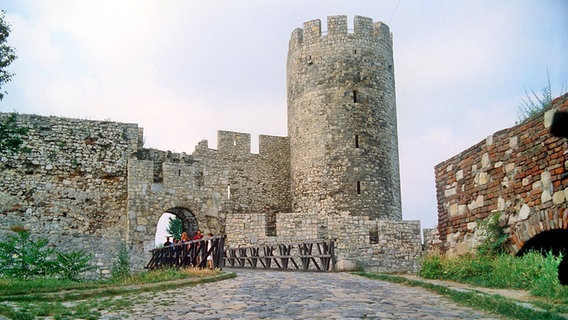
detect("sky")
[1,1,567,242]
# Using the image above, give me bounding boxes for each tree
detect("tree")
[0,112,28,153]
[166,216,182,240]
[0,10,17,100]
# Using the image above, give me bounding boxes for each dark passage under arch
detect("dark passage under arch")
[516,229,568,285]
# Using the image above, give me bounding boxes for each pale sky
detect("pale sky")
[2,1,567,239]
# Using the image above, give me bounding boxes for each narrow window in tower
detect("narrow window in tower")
[369,227,379,244]
[357,181,361,194]
[354,49,357,55]
[178,169,181,176]
[227,184,231,200]
[353,90,358,103]
[233,140,237,146]
[308,55,313,64]
[355,135,359,148]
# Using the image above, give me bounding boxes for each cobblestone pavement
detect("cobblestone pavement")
[100,269,501,319]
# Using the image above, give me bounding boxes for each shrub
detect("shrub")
[0,227,56,279]
[0,227,95,281]
[55,250,96,281]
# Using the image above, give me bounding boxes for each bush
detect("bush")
[0,227,95,281]
[55,250,96,281]
[0,227,56,279]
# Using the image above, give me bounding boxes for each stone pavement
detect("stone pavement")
[99,269,502,320]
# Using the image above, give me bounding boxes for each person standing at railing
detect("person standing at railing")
[192,229,203,240]
[206,233,214,269]
[192,229,204,267]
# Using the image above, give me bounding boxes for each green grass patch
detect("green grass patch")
[0,268,235,319]
[355,273,567,320]
[419,251,568,304]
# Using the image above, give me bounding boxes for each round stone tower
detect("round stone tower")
[287,15,401,220]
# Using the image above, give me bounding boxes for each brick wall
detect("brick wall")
[434,93,568,255]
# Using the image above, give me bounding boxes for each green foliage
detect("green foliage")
[0,228,56,279]
[356,272,567,320]
[166,216,182,240]
[517,69,566,122]
[0,269,228,320]
[419,252,491,284]
[476,212,509,257]
[111,243,131,281]
[0,112,29,153]
[419,251,567,302]
[55,250,96,281]
[0,227,95,281]
[0,10,17,100]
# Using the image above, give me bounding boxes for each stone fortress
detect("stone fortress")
[0,15,427,277]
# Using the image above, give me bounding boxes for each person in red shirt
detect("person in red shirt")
[192,229,204,240]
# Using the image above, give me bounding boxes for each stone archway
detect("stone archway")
[509,208,568,255]
[165,207,199,238]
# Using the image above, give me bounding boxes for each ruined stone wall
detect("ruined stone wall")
[287,15,401,219]
[0,113,291,275]
[225,212,422,273]
[0,113,141,277]
[434,94,568,255]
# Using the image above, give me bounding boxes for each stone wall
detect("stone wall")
[287,15,401,220]
[0,114,141,277]
[433,93,568,255]
[124,130,291,270]
[225,212,422,273]
[0,113,291,276]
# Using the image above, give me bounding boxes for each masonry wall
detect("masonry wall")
[127,130,291,269]
[225,212,422,273]
[0,113,291,275]
[0,113,141,277]
[434,94,568,255]
[287,15,401,219]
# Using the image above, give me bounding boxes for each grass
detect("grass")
[0,267,235,319]
[354,250,568,320]
[354,272,567,320]
[419,251,568,303]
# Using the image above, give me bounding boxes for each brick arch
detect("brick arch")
[509,207,568,255]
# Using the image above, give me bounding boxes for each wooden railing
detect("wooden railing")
[145,236,225,269]
[224,239,335,271]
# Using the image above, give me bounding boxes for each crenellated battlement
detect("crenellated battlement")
[289,15,392,50]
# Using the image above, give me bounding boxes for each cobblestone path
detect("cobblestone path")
[100,269,500,319]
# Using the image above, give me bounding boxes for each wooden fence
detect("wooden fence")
[145,236,225,269]
[224,239,335,271]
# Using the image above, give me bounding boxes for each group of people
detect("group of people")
[163,229,216,269]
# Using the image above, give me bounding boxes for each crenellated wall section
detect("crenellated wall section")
[0,114,291,276]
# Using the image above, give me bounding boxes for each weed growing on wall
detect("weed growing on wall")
[517,70,567,122]
[476,213,509,257]
[111,243,131,281]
